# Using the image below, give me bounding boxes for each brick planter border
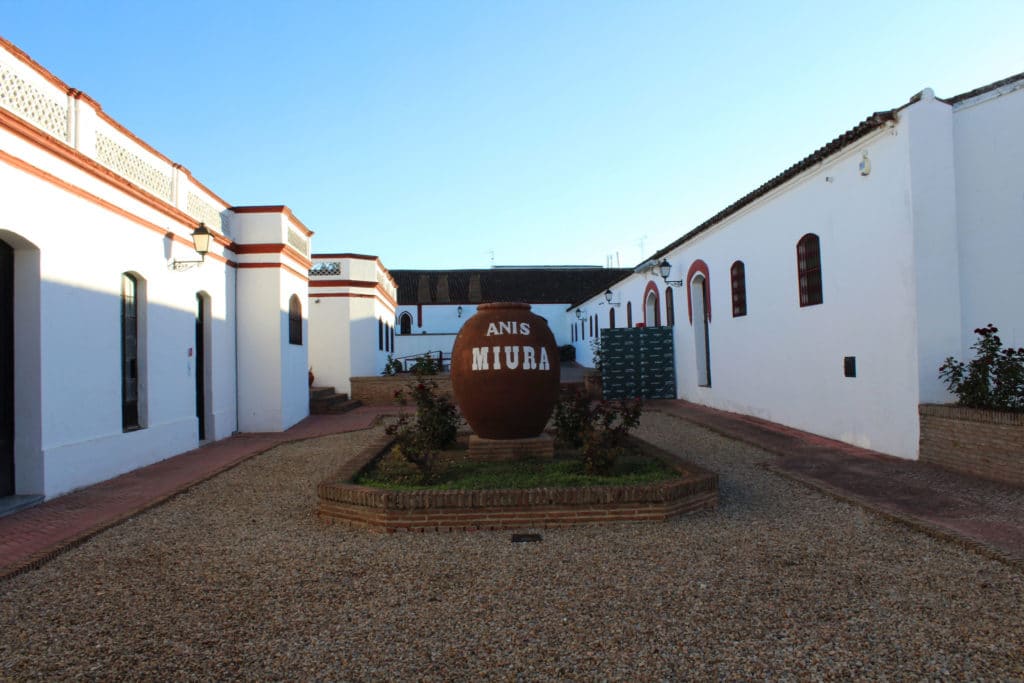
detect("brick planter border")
[919,404,1024,487]
[350,374,453,406]
[317,435,718,533]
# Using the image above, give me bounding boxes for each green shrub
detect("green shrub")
[410,353,442,376]
[382,354,403,376]
[939,324,1024,411]
[553,390,643,474]
[386,379,461,482]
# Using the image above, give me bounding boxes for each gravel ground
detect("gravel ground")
[1,412,1022,681]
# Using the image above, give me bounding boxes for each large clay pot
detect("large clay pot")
[451,302,560,439]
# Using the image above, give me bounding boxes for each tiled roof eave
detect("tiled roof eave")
[566,110,900,309]
[646,110,898,264]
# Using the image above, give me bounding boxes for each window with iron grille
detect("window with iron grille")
[797,234,823,306]
[731,261,747,317]
[665,287,675,326]
[626,301,633,327]
[609,308,616,329]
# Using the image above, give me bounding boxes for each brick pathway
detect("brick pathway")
[0,406,408,581]
[648,399,1024,569]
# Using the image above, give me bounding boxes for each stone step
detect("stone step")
[310,393,359,415]
[310,386,336,400]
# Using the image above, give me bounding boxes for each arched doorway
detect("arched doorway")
[0,231,41,497]
[399,312,412,335]
[690,274,711,387]
[0,239,12,496]
[643,290,659,327]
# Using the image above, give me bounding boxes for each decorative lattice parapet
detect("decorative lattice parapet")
[288,227,310,257]
[96,131,173,202]
[309,261,342,277]
[0,60,68,140]
[186,191,226,234]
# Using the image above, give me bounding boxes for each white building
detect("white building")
[307,254,397,396]
[2,28,1020,507]
[390,267,631,361]
[569,74,1024,460]
[0,38,346,501]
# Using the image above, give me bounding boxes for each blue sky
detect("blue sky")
[2,1,1022,269]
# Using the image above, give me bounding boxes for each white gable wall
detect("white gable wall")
[903,93,962,405]
[952,84,1024,352]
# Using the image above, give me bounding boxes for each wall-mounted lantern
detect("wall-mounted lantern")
[457,305,464,318]
[170,223,212,271]
[658,259,684,286]
[603,289,620,306]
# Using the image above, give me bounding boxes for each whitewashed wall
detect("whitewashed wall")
[572,115,929,459]
[395,302,573,360]
[234,211,310,433]
[309,255,395,393]
[952,83,1024,353]
[0,118,238,497]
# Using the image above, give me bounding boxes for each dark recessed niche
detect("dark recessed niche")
[511,533,543,543]
[844,356,857,378]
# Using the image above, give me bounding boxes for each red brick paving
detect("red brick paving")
[0,406,408,581]
[649,399,1024,569]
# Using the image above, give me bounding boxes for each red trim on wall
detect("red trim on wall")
[417,304,423,328]
[310,253,397,288]
[0,147,236,268]
[237,261,309,282]
[642,280,661,327]
[314,292,396,313]
[685,259,711,324]
[234,243,312,269]
[0,108,235,252]
[231,205,314,236]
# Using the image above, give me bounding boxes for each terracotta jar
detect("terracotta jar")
[450,302,560,439]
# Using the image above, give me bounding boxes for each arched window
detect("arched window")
[731,261,747,317]
[797,234,823,306]
[609,308,616,329]
[594,314,599,338]
[390,324,395,351]
[378,318,383,350]
[665,288,675,326]
[121,273,144,431]
[626,301,633,327]
[399,312,412,335]
[288,295,302,345]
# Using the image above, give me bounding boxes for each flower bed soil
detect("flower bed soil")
[317,434,717,532]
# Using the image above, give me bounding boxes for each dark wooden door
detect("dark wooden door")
[195,294,205,441]
[0,240,14,496]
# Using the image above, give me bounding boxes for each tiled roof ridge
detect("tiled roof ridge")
[644,109,898,266]
[941,70,1024,105]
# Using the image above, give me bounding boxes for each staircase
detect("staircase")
[309,386,361,415]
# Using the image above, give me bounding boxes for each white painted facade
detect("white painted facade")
[2,32,1020,502]
[394,302,572,359]
[307,255,397,395]
[570,80,1024,461]
[0,39,314,498]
